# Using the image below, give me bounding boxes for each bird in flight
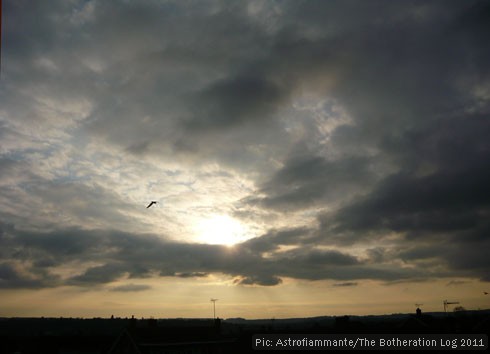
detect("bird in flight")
[146,201,158,208]
[484,292,488,295]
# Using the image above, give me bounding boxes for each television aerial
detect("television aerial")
[443,300,459,313]
[210,298,218,319]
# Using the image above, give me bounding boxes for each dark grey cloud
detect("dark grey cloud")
[234,275,283,287]
[324,171,489,238]
[283,248,360,267]
[0,222,447,288]
[245,155,375,211]
[445,240,490,282]
[125,141,150,156]
[317,122,490,241]
[0,262,58,289]
[185,74,290,132]
[68,263,128,286]
[109,284,152,292]
[240,227,313,253]
[332,282,358,287]
[175,272,208,278]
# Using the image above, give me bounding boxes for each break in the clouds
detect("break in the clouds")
[1,0,489,296]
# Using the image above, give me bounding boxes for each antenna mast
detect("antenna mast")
[210,298,218,319]
[443,300,459,313]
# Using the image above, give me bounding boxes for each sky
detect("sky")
[0,0,489,319]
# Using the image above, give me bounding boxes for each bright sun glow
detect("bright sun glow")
[195,214,247,246]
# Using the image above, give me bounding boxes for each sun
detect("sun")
[195,214,247,246]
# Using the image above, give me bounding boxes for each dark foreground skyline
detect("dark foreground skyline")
[1,310,489,353]
[1,0,489,318]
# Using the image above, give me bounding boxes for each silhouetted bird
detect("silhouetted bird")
[485,292,488,295]
[146,201,158,208]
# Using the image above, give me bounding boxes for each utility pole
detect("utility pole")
[210,298,218,319]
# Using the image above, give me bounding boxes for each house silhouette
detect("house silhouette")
[108,318,237,354]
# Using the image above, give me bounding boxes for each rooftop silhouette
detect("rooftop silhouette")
[1,309,489,353]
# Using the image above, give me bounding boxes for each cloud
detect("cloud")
[332,282,358,287]
[109,284,152,292]
[234,275,283,287]
[246,155,375,212]
[0,222,451,289]
[185,74,290,132]
[240,227,313,253]
[284,248,360,266]
[175,272,208,278]
[68,263,128,286]
[446,280,469,287]
[0,261,58,289]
